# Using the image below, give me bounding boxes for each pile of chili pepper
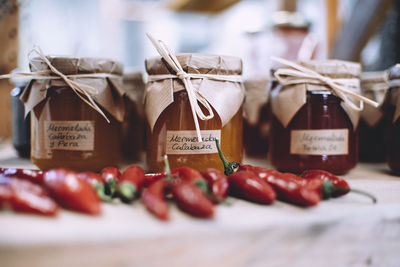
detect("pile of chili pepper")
[0,139,376,219]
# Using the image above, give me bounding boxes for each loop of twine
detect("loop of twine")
[271,56,380,111]
[146,33,217,141]
[0,46,120,123]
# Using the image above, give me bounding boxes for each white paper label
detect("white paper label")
[290,129,348,155]
[44,121,95,151]
[166,130,221,155]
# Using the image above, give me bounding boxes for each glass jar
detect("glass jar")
[359,71,388,162]
[269,60,361,175]
[386,65,400,173]
[22,56,125,172]
[243,77,271,157]
[145,54,244,172]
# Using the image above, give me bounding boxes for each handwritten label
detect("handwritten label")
[290,129,348,155]
[44,121,95,151]
[166,130,221,155]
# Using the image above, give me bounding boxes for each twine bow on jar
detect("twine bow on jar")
[271,56,380,111]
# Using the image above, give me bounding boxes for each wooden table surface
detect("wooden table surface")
[0,142,399,267]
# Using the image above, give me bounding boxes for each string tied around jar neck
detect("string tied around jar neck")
[0,46,125,123]
[146,33,215,142]
[271,56,380,111]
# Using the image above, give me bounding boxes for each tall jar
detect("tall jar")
[21,56,125,172]
[359,71,388,162]
[243,77,271,157]
[386,65,400,173]
[269,60,362,175]
[145,54,244,172]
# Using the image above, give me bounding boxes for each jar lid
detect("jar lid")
[360,71,388,92]
[300,60,361,78]
[145,53,242,76]
[388,64,400,80]
[29,56,123,76]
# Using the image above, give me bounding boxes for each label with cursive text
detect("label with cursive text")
[166,130,221,155]
[44,121,95,151]
[290,129,348,155]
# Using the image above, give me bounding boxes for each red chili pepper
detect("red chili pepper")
[164,155,214,218]
[171,167,209,193]
[44,168,101,215]
[117,165,145,202]
[240,165,321,207]
[0,168,44,185]
[228,170,276,204]
[144,172,166,186]
[100,166,121,196]
[0,175,59,216]
[200,168,229,202]
[301,169,377,203]
[77,172,111,202]
[141,179,169,221]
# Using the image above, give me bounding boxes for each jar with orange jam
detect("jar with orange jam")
[144,54,244,172]
[269,60,363,175]
[21,56,125,172]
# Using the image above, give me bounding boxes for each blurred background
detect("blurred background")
[0,0,398,138]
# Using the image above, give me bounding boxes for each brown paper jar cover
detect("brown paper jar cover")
[269,60,361,175]
[122,71,146,160]
[385,64,400,173]
[359,71,388,162]
[145,53,244,172]
[243,77,271,157]
[21,56,125,172]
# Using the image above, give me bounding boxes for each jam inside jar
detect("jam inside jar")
[269,90,358,175]
[146,90,243,172]
[31,87,122,172]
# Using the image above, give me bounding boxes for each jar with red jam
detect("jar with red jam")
[243,77,271,157]
[386,65,400,173]
[269,60,362,175]
[359,71,388,162]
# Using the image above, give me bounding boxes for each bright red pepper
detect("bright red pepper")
[171,180,214,218]
[301,169,377,203]
[141,179,169,221]
[0,175,59,216]
[100,166,121,196]
[228,170,276,204]
[44,168,101,215]
[0,168,44,185]
[144,172,166,186]
[171,167,209,193]
[117,165,145,202]
[77,172,111,202]
[200,168,229,202]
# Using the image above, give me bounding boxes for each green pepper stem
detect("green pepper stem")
[164,155,174,183]
[93,183,112,202]
[117,182,137,203]
[350,188,377,204]
[215,139,239,176]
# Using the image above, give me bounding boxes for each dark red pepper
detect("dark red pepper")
[0,168,44,185]
[228,170,276,204]
[144,172,167,187]
[171,167,209,193]
[44,168,101,215]
[141,179,169,221]
[100,166,121,196]
[201,168,229,202]
[77,172,111,202]
[301,169,377,203]
[117,165,145,202]
[164,156,214,218]
[0,175,59,216]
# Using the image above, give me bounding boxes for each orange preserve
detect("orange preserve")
[22,56,125,172]
[145,54,244,172]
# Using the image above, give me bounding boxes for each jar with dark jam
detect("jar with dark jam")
[359,71,388,162]
[386,65,400,173]
[21,57,125,172]
[145,54,244,172]
[269,60,362,175]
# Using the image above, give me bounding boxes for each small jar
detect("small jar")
[21,56,125,172]
[386,65,400,173]
[243,77,271,157]
[145,54,244,172]
[121,71,146,161]
[269,60,361,175]
[359,71,388,162]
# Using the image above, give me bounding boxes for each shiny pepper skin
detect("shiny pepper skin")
[142,179,169,221]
